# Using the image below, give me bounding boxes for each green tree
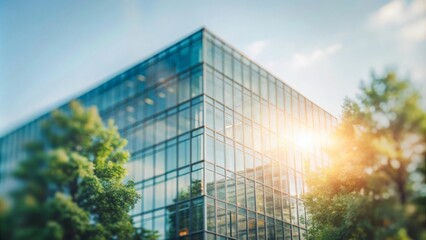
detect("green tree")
[304,72,426,240]
[4,101,140,240]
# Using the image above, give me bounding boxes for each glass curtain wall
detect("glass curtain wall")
[202,30,336,240]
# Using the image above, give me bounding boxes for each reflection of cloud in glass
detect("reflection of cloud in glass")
[144,98,154,105]
[137,74,145,82]
[126,106,134,112]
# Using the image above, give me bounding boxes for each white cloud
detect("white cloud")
[370,0,426,27]
[399,17,426,43]
[246,40,267,58]
[291,44,342,67]
[371,0,406,26]
[370,0,426,45]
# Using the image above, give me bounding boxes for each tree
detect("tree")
[3,101,140,240]
[303,72,426,240]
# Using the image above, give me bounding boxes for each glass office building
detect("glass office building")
[0,28,337,239]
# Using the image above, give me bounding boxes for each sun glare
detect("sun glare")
[295,131,315,150]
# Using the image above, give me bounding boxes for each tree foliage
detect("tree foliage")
[304,72,426,240]
[2,101,140,240]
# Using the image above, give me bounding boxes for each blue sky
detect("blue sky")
[1,0,425,135]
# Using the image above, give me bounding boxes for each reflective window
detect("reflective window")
[178,108,190,134]
[205,135,215,163]
[166,144,177,172]
[191,199,204,232]
[238,214,247,240]
[143,151,154,179]
[216,173,226,201]
[155,148,165,176]
[227,177,236,205]
[191,103,203,129]
[214,73,224,103]
[191,134,203,163]
[178,139,190,168]
[155,181,165,209]
[206,170,215,197]
[214,107,224,134]
[206,103,214,129]
[191,169,203,197]
[178,173,190,201]
[215,139,225,168]
[226,144,235,172]
[177,202,190,236]
[191,68,203,98]
[166,177,177,206]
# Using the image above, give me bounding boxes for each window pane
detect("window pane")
[178,46,190,72]
[191,169,203,197]
[238,214,247,240]
[235,149,244,174]
[237,177,246,208]
[233,58,242,85]
[178,202,190,236]
[234,86,243,114]
[143,185,154,211]
[155,148,165,176]
[191,134,203,163]
[191,199,204,232]
[205,68,214,97]
[215,139,225,168]
[214,73,224,103]
[178,108,190,134]
[246,184,255,211]
[226,144,235,172]
[178,173,190,201]
[216,173,226,200]
[215,108,224,134]
[190,41,202,66]
[227,210,237,238]
[155,181,165,209]
[225,113,233,139]
[217,206,227,235]
[224,52,232,78]
[205,39,214,66]
[206,103,214,129]
[224,79,233,108]
[166,177,177,205]
[191,103,203,129]
[178,139,190,168]
[191,69,203,97]
[205,135,215,163]
[206,170,215,197]
[166,113,177,140]
[248,218,257,239]
[256,185,265,214]
[207,204,216,232]
[166,144,177,172]
[214,44,223,72]
[143,152,154,179]
[226,177,236,205]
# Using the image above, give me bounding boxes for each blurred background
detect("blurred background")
[1,0,425,135]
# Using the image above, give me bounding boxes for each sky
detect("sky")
[1,0,425,136]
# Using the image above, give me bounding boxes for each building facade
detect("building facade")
[0,28,337,239]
